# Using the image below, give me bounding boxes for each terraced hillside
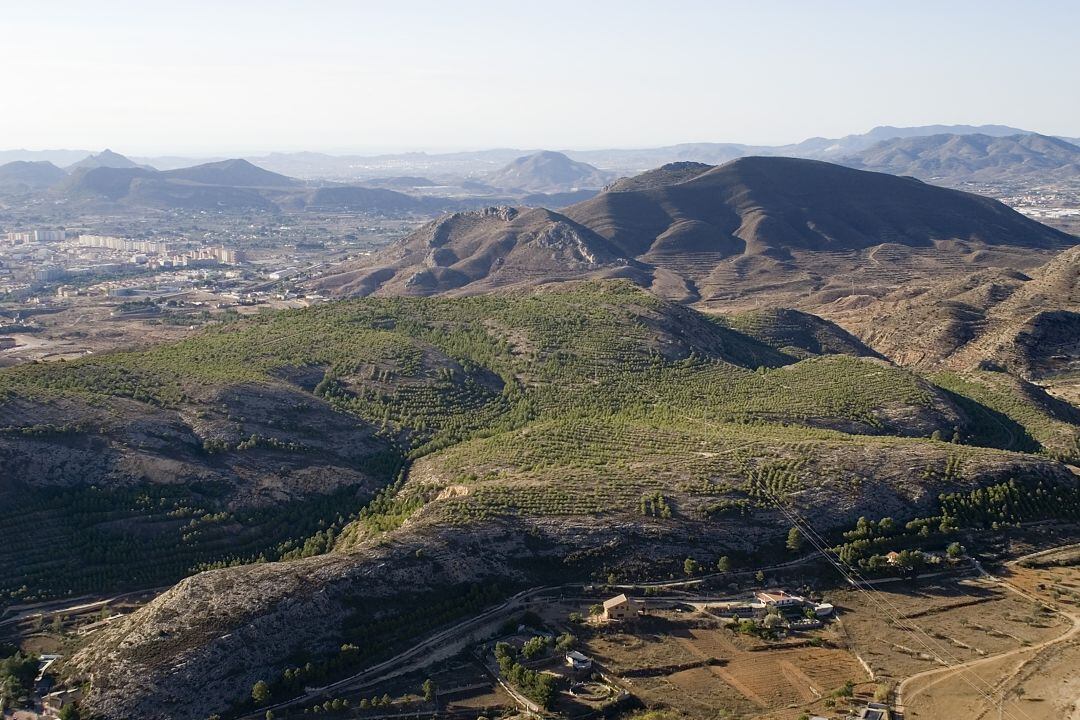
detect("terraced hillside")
[824,245,1080,385]
[932,370,1080,462]
[0,281,1065,720]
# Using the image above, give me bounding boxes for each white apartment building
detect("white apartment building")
[4,229,67,244]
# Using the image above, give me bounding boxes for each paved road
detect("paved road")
[239,586,550,719]
[0,587,167,631]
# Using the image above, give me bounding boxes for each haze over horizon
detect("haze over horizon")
[3,3,1080,720]
[2,0,1078,156]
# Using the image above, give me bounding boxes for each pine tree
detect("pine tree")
[252,680,271,706]
[786,526,804,553]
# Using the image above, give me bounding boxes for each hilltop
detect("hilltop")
[487,151,613,193]
[317,157,1074,304]
[0,160,66,192]
[565,156,1070,258]
[66,148,153,171]
[316,206,642,296]
[604,161,714,192]
[163,158,301,187]
[23,280,1072,719]
[566,156,1074,306]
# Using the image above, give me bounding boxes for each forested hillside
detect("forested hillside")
[1,281,1076,720]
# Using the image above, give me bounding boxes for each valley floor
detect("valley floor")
[5,535,1079,720]
[897,544,1080,720]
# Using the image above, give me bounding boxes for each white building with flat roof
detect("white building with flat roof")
[755,589,804,607]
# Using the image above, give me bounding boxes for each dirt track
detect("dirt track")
[897,550,1080,719]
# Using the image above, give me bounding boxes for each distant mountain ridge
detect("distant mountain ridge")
[2,123,1052,180]
[163,158,300,187]
[317,156,1073,300]
[1,124,1075,184]
[50,159,492,214]
[569,125,1041,171]
[3,125,1076,221]
[0,148,93,166]
[841,133,1080,182]
[60,166,158,201]
[55,159,294,210]
[791,124,1033,158]
[67,148,155,172]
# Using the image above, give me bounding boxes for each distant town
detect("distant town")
[0,216,421,364]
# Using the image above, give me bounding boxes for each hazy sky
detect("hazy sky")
[2,0,1077,155]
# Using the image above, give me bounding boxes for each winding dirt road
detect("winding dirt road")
[896,550,1080,718]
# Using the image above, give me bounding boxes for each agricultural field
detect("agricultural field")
[839,576,1069,681]
[578,608,870,720]
[898,553,1080,720]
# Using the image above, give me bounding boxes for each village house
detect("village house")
[602,593,640,621]
[755,589,804,608]
[565,650,593,671]
[854,701,892,719]
[42,687,83,716]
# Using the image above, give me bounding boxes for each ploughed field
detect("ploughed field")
[894,552,1080,720]
[839,578,1070,681]
[581,609,870,720]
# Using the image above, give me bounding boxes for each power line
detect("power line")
[750,478,1035,720]
[769,493,1033,720]
[771,500,1026,719]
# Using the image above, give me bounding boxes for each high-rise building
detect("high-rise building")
[77,235,172,254]
[34,266,66,281]
[4,229,66,244]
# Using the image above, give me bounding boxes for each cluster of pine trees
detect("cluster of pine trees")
[494,642,558,709]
